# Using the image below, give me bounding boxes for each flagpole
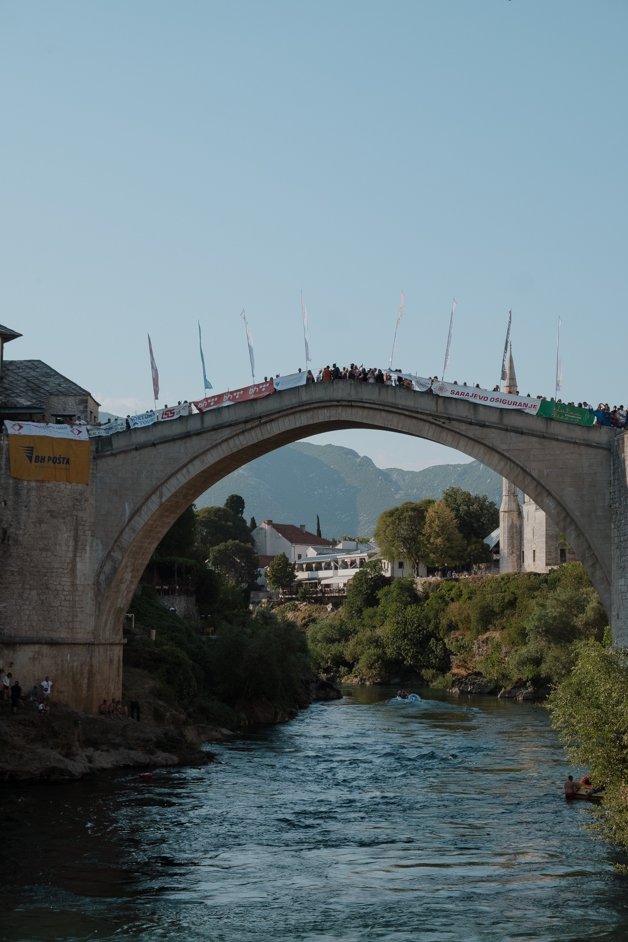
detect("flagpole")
[147,333,160,411]
[389,291,405,370]
[441,299,457,381]
[301,291,311,369]
[241,308,255,382]
[198,321,212,396]
[555,316,562,399]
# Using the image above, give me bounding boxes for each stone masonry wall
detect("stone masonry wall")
[0,438,122,711]
[611,434,628,648]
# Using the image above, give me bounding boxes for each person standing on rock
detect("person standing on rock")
[40,676,53,700]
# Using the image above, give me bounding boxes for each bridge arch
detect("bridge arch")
[93,382,614,640]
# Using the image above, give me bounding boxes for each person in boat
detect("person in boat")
[564,775,578,799]
[397,689,409,699]
[578,773,604,796]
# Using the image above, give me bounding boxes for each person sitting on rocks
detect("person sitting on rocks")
[98,699,108,716]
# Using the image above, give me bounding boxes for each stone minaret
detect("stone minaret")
[499,345,522,573]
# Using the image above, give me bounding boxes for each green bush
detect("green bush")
[127,591,312,724]
[549,641,628,852]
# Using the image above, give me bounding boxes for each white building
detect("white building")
[522,495,577,572]
[252,521,414,596]
[252,520,333,563]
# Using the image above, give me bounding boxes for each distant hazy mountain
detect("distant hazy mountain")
[197,442,501,539]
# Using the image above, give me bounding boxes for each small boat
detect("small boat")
[392,692,422,703]
[568,787,604,803]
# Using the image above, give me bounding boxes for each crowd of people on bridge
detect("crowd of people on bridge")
[10,359,628,436]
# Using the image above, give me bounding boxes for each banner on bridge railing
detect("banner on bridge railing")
[431,382,542,414]
[537,399,595,426]
[273,371,307,391]
[89,418,128,437]
[3,420,91,484]
[193,380,275,412]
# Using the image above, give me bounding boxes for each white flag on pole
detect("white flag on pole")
[301,292,311,364]
[442,298,457,380]
[198,321,212,391]
[147,333,160,401]
[388,291,406,368]
[241,309,255,380]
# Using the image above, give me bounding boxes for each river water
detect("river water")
[3,687,627,942]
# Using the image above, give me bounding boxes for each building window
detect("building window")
[559,548,567,564]
[398,561,404,570]
[297,554,302,560]
[532,550,536,563]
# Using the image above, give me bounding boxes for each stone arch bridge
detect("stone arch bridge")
[2,381,627,710]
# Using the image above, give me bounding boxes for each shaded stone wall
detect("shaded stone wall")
[0,438,122,711]
[611,434,628,648]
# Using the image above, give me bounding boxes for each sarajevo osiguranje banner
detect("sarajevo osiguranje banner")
[4,421,91,484]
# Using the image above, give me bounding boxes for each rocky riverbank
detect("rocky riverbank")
[448,673,551,701]
[0,672,342,782]
[0,703,220,782]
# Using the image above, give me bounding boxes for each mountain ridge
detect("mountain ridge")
[197,442,502,538]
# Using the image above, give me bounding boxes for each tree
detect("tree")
[441,487,499,543]
[197,506,253,550]
[374,500,434,574]
[249,516,257,531]
[207,540,259,586]
[155,505,198,558]
[266,553,296,591]
[439,488,499,565]
[224,494,245,517]
[344,560,389,618]
[382,607,450,675]
[421,501,466,569]
[548,641,628,850]
[316,514,322,538]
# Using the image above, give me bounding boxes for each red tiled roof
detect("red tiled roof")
[267,523,333,547]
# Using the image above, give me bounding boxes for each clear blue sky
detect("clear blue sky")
[2,0,626,470]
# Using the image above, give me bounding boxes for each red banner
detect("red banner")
[193,380,275,412]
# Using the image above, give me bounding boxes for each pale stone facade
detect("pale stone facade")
[499,346,523,573]
[522,495,578,572]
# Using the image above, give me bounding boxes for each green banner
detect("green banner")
[537,400,595,427]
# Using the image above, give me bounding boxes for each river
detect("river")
[3,687,627,942]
